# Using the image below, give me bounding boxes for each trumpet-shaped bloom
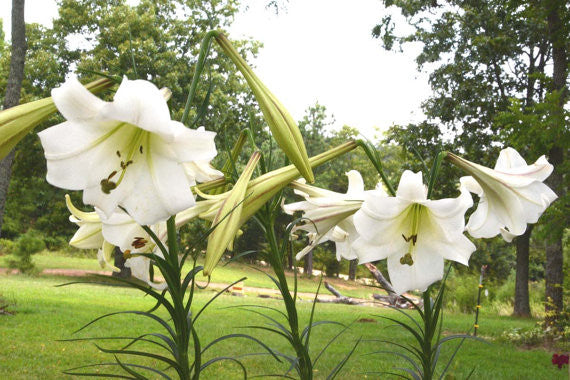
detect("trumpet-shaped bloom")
[39,76,218,225]
[66,194,211,287]
[449,148,557,242]
[353,171,475,294]
[283,170,380,261]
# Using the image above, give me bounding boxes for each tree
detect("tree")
[543,0,567,326]
[0,0,27,238]
[2,0,262,245]
[373,0,568,317]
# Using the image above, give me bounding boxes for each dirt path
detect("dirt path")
[0,267,387,307]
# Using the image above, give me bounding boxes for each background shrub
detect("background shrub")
[8,230,46,275]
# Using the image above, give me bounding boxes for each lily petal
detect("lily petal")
[353,170,475,294]
[387,249,444,295]
[40,77,219,225]
[449,148,557,241]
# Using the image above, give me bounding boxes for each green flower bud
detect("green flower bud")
[215,33,314,183]
[204,152,261,275]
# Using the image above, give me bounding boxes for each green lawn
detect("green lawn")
[0,273,563,380]
[0,251,378,298]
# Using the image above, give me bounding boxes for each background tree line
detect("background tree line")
[0,0,567,324]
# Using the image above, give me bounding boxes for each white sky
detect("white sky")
[1,0,431,139]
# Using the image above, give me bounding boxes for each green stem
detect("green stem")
[356,140,396,196]
[264,218,313,380]
[181,30,218,125]
[422,289,433,380]
[165,216,192,380]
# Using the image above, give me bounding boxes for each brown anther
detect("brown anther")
[401,234,418,245]
[131,237,148,249]
[107,170,117,180]
[139,145,143,154]
[123,249,132,259]
[100,179,117,194]
[116,150,121,157]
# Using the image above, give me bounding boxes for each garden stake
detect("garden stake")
[474,265,487,337]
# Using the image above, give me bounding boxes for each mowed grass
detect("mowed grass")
[0,273,564,380]
[0,251,376,298]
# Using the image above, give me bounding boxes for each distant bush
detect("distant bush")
[43,235,69,251]
[494,271,516,304]
[500,314,570,351]
[313,243,340,277]
[444,272,482,313]
[0,238,14,255]
[8,230,46,275]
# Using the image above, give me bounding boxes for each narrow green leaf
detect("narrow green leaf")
[313,321,353,367]
[327,337,361,380]
[193,277,247,322]
[427,151,446,199]
[201,333,281,362]
[303,275,323,348]
[237,308,292,338]
[200,356,247,379]
[237,326,293,344]
[73,310,176,341]
[361,371,410,379]
[114,355,147,380]
[375,315,425,346]
[301,320,344,341]
[364,350,422,375]
[223,250,257,266]
[223,304,288,320]
[94,344,181,374]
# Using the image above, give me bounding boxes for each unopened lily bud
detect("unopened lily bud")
[240,141,358,224]
[214,33,314,183]
[204,152,261,276]
[0,78,114,160]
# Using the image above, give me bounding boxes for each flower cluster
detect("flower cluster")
[38,75,557,294]
[40,76,222,285]
[552,353,569,369]
[284,148,557,294]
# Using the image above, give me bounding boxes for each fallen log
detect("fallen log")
[365,263,416,308]
[320,281,360,305]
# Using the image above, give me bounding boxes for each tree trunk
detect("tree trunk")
[0,0,27,238]
[303,251,313,277]
[514,226,533,317]
[287,244,293,270]
[112,247,131,279]
[348,259,357,280]
[544,0,567,327]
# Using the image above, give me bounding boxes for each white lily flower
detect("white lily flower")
[125,256,168,290]
[66,191,212,285]
[448,148,557,242]
[353,170,475,295]
[283,170,380,261]
[39,76,218,226]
